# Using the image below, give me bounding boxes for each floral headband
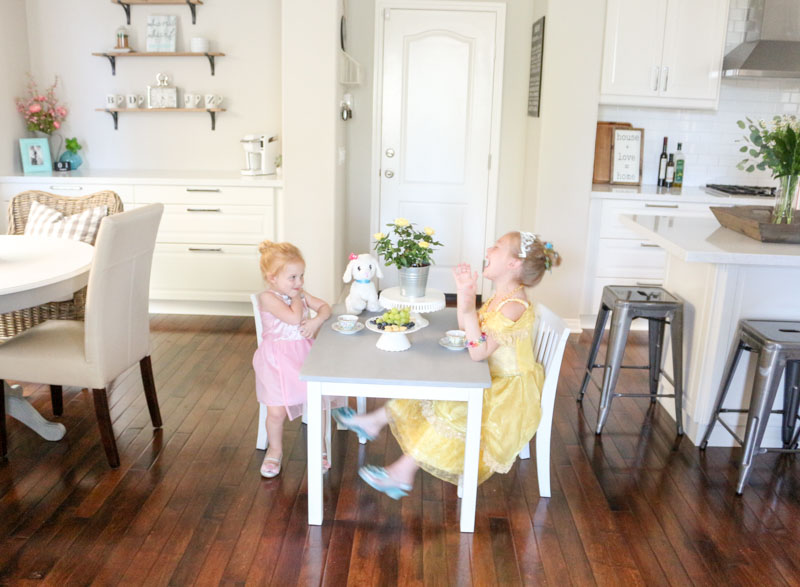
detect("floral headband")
[518,231,559,271]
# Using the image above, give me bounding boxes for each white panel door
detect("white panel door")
[379,7,499,293]
[600,0,667,98]
[660,0,728,101]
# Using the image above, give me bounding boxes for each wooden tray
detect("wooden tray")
[593,121,632,183]
[710,206,800,243]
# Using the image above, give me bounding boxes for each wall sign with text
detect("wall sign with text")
[610,127,644,185]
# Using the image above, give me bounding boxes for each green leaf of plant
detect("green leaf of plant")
[739,145,748,152]
[737,120,746,129]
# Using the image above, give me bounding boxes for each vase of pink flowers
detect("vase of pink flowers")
[15,75,68,158]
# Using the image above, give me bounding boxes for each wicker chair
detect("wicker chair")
[1,190,124,339]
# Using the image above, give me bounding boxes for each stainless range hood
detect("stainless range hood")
[723,0,800,78]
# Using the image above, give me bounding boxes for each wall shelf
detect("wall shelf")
[96,107,225,130]
[113,0,203,25]
[92,52,224,75]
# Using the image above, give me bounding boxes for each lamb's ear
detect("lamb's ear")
[342,260,354,283]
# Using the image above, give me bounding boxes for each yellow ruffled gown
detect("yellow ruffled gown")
[386,299,543,485]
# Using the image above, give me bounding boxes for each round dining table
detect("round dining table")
[1,235,94,441]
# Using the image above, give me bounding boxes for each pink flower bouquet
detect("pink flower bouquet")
[15,75,68,135]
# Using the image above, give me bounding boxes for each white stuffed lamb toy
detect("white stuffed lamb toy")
[343,253,383,314]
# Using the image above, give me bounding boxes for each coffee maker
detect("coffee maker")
[240,134,278,176]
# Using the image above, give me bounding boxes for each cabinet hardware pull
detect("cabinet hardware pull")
[662,66,669,92]
[185,188,221,192]
[188,247,223,252]
[636,281,663,286]
[186,207,222,212]
[645,203,678,208]
[50,185,83,191]
[640,243,660,248]
[652,66,660,92]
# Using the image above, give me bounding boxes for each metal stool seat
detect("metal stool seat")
[578,285,685,436]
[700,319,800,494]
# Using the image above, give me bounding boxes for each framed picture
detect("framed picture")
[146,15,177,52]
[527,17,545,117]
[19,138,52,173]
[610,127,644,185]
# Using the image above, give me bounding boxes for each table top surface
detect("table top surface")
[300,306,491,388]
[0,235,93,296]
[623,214,800,266]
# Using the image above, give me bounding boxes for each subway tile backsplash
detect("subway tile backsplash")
[597,79,798,187]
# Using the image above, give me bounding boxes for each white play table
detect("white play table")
[300,306,491,532]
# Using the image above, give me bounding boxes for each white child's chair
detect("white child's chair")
[457,302,569,499]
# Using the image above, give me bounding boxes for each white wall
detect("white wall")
[344,0,535,260]
[0,0,31,174]
[23,0,280,171]
[523,0,605,326]
[282,0,344,302]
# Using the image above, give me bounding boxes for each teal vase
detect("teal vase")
[59,150,83,170]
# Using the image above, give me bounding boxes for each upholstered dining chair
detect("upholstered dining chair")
[2,190,124,339]
[0,204,164,467]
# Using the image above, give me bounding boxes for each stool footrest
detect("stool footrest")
[761,447,800,455]
[590,364,650,370]
[613,393,675,399]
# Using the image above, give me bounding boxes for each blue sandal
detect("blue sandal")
[332,407,376,442]
[358,465,412,500]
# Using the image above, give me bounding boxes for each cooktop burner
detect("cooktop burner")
[705,184,776,197]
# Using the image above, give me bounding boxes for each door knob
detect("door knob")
[384,170,394,178]
[385,148,395,158]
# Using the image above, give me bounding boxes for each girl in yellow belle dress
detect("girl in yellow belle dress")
[333,231,561,498]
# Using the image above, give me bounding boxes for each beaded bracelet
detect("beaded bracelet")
[467,333,487,348]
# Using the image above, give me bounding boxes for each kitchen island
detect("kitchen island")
[622,214,800,447]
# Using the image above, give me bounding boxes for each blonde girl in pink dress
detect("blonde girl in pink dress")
[253,240,333,478]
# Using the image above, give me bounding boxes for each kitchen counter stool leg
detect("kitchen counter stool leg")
[578,304,610,402]
[781,361,800,448]
[700,331,746,450]
[596,308,631,435]
[648,318,666,403]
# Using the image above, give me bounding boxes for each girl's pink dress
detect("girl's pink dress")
[252,291,344,420]
[253,291,313,420]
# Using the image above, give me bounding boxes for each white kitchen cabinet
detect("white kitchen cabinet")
[600,0,729,109]
[581,187,774,330]
[1,172,282,315]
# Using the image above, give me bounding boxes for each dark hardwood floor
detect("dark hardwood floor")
[1,314,799,585]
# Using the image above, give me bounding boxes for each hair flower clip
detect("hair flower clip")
[348,252,359,261]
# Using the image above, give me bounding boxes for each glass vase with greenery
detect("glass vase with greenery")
[737,115,800,224]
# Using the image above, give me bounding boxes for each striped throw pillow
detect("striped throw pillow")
[23,201,108,245]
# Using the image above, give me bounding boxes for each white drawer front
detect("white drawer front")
[135,185,273,205]
[1,182,133,202]
[596,238,666,279]
[589,277,665,313]
[150,243,263,302]
[157,204,273,245]
[599,200,714,239]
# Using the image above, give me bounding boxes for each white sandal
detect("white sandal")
[260,453,282,478]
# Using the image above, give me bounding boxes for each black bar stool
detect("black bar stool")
[700,319,800,494]
[578,285,684,436]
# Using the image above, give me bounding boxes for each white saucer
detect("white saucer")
[332,321,364,335]
[439,337,466,351]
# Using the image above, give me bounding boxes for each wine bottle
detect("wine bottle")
[665,154,675,188]
[673,142,685,188]
[658,137,668,186]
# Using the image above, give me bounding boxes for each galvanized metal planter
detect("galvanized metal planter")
[398,265,430,298]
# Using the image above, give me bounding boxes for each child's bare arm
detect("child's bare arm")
[258,291,304,324]
[461,299,526,361]
[298,291,331,338]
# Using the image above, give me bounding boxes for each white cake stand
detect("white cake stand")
[367,287,446,351]
[365,314,429,351]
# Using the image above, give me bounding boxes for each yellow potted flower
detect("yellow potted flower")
[373,218,443,297]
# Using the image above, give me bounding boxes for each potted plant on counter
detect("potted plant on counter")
[59,137,83,170]
[737,115,800,224]
[373,218,443,298]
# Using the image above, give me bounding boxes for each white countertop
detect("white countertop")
[622,214,800,266]
[592,183,774,205]
[0,169,283,187]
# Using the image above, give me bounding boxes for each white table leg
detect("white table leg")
[4,382,66,441]
[307,381,323,525]
[460,388,483,533]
